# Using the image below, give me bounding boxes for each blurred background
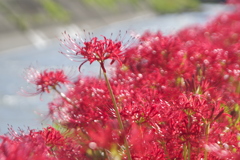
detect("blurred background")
[0,0,227,50]
[0,0,232,134]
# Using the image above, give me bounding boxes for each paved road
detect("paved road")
[0,4,233,134]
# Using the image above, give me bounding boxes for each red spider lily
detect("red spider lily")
[37,126,65,147]
[10,2,240,159]
[0,137,53,160]
[60,31,134,73]
[0,128,54,160]
[86,120,122,150]
[47,76,112,128]
[0,127,88,160]
[128,123,162,159]
[21,67,70,96]
[205,143,236,159]
[227,0,240,4]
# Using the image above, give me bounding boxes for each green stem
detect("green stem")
[204,123,210,160]
[187,140,191,160]
[52,86,93,142]
[187,115,191,160]
[103,71,132,160]
[52,86,76,107]
[160,141,171,160]
[183,143,187,160]
[99,65,102,79]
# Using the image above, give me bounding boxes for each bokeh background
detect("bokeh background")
[0,0,232,134]
[0,0,226,50]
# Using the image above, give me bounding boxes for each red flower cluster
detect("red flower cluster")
[2,2,240,160]
[21,67,69,96]
[60,31,132,72]
[0,127,86,160]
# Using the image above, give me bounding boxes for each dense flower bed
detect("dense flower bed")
[0,1,240,160]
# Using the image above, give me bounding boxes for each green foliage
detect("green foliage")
[82,0,117,9]
[148,0,200,13]
[39,0,70,22]
[0,1,28,31]
[11,15,28,31]
[82,0,200,13]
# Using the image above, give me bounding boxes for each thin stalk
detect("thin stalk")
[103,71,132,160]
[204,123,210,160]
[183,143,187,160]
[187,140,191,160]
[183,136,191,160]
[160,141,171,160]
[53,86,92,149]
[99,65,102,79]
[187,115,191,160]
[52,86,76,107]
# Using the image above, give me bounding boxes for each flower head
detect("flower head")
[60,30,134,72]
[0,127,87,160]
[21,67,69,96]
